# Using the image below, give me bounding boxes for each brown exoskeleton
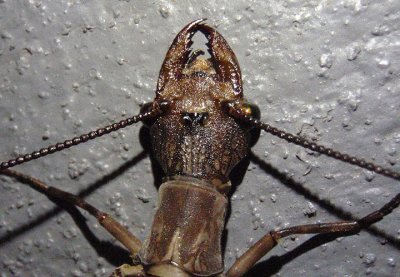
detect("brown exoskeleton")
[1,19,400,277]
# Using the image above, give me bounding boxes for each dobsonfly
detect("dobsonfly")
[1,19,400,277]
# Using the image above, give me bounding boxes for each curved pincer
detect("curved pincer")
[156,19,243,98]
[199,24,243,96]
[156,19,206,96]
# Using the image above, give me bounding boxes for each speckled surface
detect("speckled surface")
[0,1,399,276]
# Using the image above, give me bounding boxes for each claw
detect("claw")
[156,19,206,95]
[156,19,243,98]
[199,24,243,96]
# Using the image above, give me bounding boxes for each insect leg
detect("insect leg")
[225,191,400,277]
[1,169,142,255]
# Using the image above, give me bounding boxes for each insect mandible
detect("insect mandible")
[1,19,400,277]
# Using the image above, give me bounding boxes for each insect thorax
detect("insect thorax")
[139,178,227,276]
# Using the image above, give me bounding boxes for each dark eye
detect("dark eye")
[242,102,260,120]
[140,102,156,128]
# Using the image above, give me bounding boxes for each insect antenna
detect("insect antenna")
[0,108,161,170]
[224,102,400,181]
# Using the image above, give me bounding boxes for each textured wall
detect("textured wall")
[0,1,399,276]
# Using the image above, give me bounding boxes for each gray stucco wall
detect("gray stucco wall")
[0,1,399,276]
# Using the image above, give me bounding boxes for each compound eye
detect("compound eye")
[241,102,260,120]
[140,102,156,128]
[240,102,261,147]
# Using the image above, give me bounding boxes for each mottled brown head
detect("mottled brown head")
[146,20,258,193]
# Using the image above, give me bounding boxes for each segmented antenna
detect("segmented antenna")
[224,102,400,181]
[0,110,158,170]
